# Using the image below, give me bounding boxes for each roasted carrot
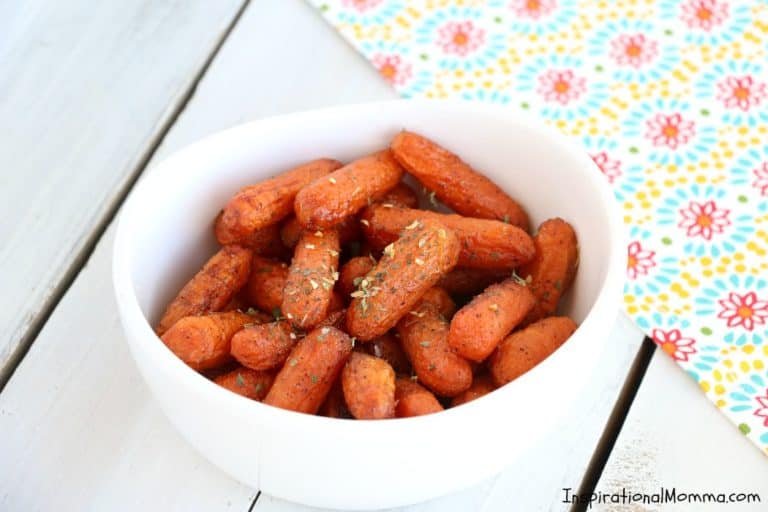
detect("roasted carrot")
[294,150,403,229]
[377,181,419,208]
[238,222,288,259]
[156,245,252,335]
[215,158,342,244]
[264,326,354,414]
[230,320,296,371]
[161,310,255,371]
[450,373,495,407]
[214,367,275,401]
[342,352,396,419]
[489,316,577,386]
[337,256,376,299]
[363,332,411,375]
[319,377,352,419]
[418,286,457,319]
[397,300,473,397]
[437,268,508,296]
[282,229,341,330]
[279,216,303,249]
[391,131,529,229]
[360,205,534,271]
[518,218,579,323]
[394,378,444,417]
[448,278,536,362]
[242,256,289,315]
[346,218,460,341]
[317,308,347,330]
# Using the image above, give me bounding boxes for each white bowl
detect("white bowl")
[113,100,624,510]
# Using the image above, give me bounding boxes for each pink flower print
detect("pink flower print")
[753,162,768,197]
[755,390,768,427]
[341,0,382,11]
[716,76,768,112]
[591,151,622,184]
[651,328,697,362]
[626,241,656,280]
[436,21,485,56]
[537,69,586,105]
[609,34,658,68]
[678,200,730,240]
[680,0,728,31]
[717,291,768,331]
[510,0,557,19]
[645,113,695,149]
[371,54,412,86]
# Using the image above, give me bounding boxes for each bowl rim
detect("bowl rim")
[112,98,625,434]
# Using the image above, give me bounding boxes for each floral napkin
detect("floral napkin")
[307,0,768,453]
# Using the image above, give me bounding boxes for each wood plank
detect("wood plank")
[0,0,643,510]
[597,351,768,511]
[0,0,245,381]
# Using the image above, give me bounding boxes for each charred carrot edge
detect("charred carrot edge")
[518,218,579,324]
[437,268,508,296]
[395,378,444,417]
[337,256,376,299]
[391,131,530,230]
[397,301,473,397]
[214,367,275,401]
[242,255,289,315]
[448,277,536,362]
[346,218,460,341]
[156,245,252,335]
[489,316,577,387]
[342,352,396,419]
[363,332,411,375]
[294,150,403,229]
[450,373,495,408]
[360,205,534,271]
[282,229,341,329]
[161,310,254,371]
[377,182,419,208]
[230,320,296,371]
[216,158,342,244]
[264,326,354,414]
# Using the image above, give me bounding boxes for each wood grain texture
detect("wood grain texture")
[0,0,245,380]
[597,351,768,512]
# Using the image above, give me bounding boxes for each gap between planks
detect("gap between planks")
[571,337,657,512]
[0,0,253,392]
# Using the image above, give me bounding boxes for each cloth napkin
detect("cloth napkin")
[308,0,768,454]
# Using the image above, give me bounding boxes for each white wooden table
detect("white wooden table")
[1,1,765,511]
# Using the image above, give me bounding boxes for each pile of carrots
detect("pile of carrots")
[154,131,579,419]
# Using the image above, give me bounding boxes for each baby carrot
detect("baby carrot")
[342,352,396,419]
[394,378,444,417]
[242,256,289,315]
[230,320,296,371]
[156,245,252,335]
[214,367,275,401]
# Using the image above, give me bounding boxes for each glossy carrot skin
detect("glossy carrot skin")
[215,158,342,244]
[230,320,296,371]
[346,218,460,341]
[394,378,444,417]
[161,310,254,371]
[397,301,473,397]
[242,256,289,314]
[391,131,530,230]
[377,182,418,208]
[342,352,396,419]
[437,268,508,296]
[156,245,252,335]
[489,316,577,386]
[448,278,536,362]
[282,229,341,330]
[214,367,275,401]
[337,256,376,299]
[264,326,354,414]
[360,205,534,271]
[294,150,403,229]
[518,218,579,323]
[418,286,457,319]
[363,332,411,375]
